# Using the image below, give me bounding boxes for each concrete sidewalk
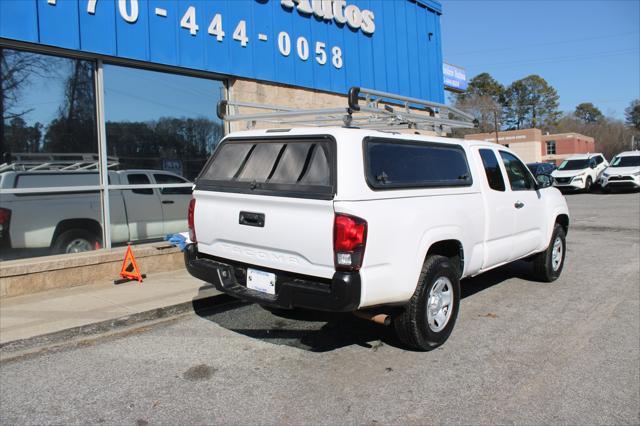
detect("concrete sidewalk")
[0,269,220,348]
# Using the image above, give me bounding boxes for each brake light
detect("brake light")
[187,198,197,243]
[334,213,367,271]
[0,208,11,234]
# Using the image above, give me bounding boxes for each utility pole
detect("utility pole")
[493,109,500,145]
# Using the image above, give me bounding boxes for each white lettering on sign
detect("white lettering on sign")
[281,0,375,34]
[50,1,347,69]
[118,0,139,23]
[87,0,96,14]
[208,13,225,42]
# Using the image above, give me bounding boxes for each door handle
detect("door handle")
[514,201,525,209]
[162,200,174,204]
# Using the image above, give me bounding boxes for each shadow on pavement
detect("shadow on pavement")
[192,260,535,353]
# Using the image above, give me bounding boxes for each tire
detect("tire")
[584,176,593,193]
[394,255,460,351]
[531,223,566,282]
[52,229,101,254]
[601,185,611,194]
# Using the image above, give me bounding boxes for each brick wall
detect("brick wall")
[542,133,596,164]
[228,78,438,135]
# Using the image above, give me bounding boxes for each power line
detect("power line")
[446,31,639,56]
[472,48,637,68]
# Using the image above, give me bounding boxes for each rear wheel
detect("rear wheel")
[394,255,460,351]
[52,229,101,254]
[531,223,566,282]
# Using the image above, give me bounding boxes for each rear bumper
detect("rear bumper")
[184,244,361,312]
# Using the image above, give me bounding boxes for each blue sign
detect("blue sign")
[0,0,444,103]
[443,62,467,92]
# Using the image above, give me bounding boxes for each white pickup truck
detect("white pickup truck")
[0,169,191,256]
[185,127,570,350]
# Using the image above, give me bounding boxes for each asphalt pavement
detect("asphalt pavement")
[1,192,639,425]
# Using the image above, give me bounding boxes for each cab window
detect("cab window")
[154,173,192,195]
[127,173,153,195]
[499,152,536,191]
[479,149,505,192]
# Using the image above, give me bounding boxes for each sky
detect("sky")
[11,0,639,127]
[440,0,640,119]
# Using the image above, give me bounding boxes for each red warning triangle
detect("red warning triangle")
[119,245,144,283]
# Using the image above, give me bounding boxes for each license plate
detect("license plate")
[246,268,276,295]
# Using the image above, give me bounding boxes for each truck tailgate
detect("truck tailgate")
[194,190,335,279]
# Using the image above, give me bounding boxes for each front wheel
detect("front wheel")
[531,223,566,282]
[584,176,593,192]
[394,255,460,351]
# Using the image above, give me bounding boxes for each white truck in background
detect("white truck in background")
[0,169,192,257]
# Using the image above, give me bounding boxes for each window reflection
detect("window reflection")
[103,65,224,181]
[103,65,224,246]
[1,48,100,261]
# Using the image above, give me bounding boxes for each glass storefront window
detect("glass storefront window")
[103,64,224,247]
[1,48,101,260]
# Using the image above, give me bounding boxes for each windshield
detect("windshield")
[558,159,589,171]
[610,155,640,168]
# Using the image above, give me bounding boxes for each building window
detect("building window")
[103,64,224,247]
[546,140,556,155]
[1,48,101,261]
[1,47,226,262]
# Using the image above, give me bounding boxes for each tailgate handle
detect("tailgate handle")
[239,211,265,227]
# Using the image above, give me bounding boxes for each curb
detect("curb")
[0,293,237,360]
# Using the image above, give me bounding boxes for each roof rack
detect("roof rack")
[217,87,476,135]
[0,153,120,173]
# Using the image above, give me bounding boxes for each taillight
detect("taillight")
[0,208,11,234]
[187,199,197,243]
[333,213,367,272]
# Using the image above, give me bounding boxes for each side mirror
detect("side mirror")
[590,163,596,169]
[536,174,553,189]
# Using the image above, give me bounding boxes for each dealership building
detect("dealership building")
[1,0,464,291]
[464,129,596,165]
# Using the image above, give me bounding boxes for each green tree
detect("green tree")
[4,117,42,153]
[457,72,504,103]
[625,99,640,130]
[574,102,603,123]
[453,72,504,133]
[503,75,560,130]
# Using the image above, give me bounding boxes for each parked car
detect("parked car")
[527,162,556,178]
[551,153,608,192]
[184,127,570,351]
[600,151,640,192]
[0,169,192,256]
